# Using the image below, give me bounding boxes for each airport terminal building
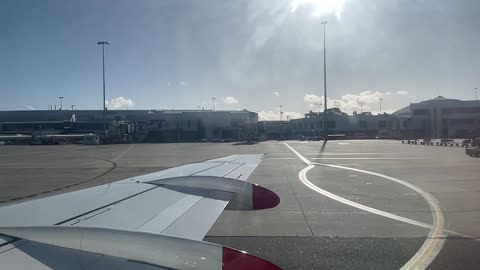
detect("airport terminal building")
[0,109,258,143]
[1,96,479,143]
[288,97,480,140]
[390,96,480,139]
[289,109,390,139]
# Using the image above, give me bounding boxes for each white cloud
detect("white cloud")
[223,96,239,104]
[24,105,35,110]
[304,94,323,105]
[290,0,346,19]
[273,91,280,97]
[105,97,136,110]
[304,91,385,113]
[386,90,409,96]
[179,81,188,87]
[258,110,303,121]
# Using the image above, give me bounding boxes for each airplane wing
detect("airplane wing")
[0,154,281,270]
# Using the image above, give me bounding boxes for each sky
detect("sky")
[1,0,480,120]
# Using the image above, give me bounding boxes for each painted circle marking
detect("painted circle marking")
[283,142,445,270]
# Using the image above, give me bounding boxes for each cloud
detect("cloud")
[273,91,280,97]
[105,97,136,110]
[258,110,303,121]
[179,81,188,87]
[304,94,323,105]
[24,105,35,110]
[386,90,408,96]
[223,96,239,104]
[290,0,346,19]
[304,91,385,113]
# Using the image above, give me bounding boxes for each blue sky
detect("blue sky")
[1,0,480,119]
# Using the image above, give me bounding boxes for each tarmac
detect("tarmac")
[0,140,479,269]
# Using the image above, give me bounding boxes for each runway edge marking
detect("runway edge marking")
[282,142,445,270]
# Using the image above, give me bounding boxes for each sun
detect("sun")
[290,0,345,17]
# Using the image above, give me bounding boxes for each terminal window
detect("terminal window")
[442,107,480,114]
[413,109,429,115]
[379,120,386,128]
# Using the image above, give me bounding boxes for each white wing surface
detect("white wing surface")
[0,154,281,270]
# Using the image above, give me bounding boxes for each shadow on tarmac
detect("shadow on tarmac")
[232,141,258,146]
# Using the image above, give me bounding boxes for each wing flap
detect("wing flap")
[160,190,232,240]
[72,187,205,230]
[137,193,206,234]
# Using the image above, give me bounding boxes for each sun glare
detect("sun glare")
[290,0,345,17]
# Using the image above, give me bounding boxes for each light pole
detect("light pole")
[321,21,328,140]
[97,41,109,141]
[475,88,478,100]
[279,105,283,120]
[379,98,383,114]
[212,97,216,111]
[58,96,64,110]
[360,104,363,113]
[70,105,75,110]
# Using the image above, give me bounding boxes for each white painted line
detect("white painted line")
[283,142,311,165]
[265,158,295,160]
[311,157,408,160]
[313,162,447,270]
[297,165,432,229]
[347,140,383,142]
[282,142,446,270]
[306,152,403,155]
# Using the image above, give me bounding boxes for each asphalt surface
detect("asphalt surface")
[0,140,479,269]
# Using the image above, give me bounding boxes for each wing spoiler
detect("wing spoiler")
[0,226,281,270]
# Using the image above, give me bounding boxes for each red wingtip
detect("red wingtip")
[223,246,282,270]
[252,185,280,210]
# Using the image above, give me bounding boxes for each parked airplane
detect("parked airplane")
[0,154,281,269]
